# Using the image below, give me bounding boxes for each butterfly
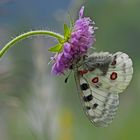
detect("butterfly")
[74,51,133,127]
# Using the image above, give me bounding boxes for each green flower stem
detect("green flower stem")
[0,30,64,58]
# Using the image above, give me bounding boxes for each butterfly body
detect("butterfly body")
[74,52,133,127]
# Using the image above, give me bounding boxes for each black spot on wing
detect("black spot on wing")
[93,103,98,109]
[83,94,93,102]
[80,83,89,90]
[86,106,91,110]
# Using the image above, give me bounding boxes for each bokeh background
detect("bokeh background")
[0,0,140,140]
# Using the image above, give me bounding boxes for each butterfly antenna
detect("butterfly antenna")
[64,70,72,83]
[48,58,53,65]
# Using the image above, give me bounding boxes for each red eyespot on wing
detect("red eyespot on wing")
[79,70,88,76]
[110,72,117,80]
[92,77,99,83]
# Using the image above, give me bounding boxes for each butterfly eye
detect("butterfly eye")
[110,72,118,80]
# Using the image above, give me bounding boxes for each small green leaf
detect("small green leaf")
[58,38,64,44]
[48,44,63,53]
[64,23,71,39]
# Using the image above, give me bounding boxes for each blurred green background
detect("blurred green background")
[0,0,140,140]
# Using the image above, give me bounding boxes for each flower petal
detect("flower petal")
[64,42,71,53]
[79,6,84,18]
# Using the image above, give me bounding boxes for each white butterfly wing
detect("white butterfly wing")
[86,52,133,93]
[78,75,119,127]
[74,52,133,127]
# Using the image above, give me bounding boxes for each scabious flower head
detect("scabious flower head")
[51,6,96,75]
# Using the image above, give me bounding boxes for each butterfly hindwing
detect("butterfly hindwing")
[79,76,119,127]
[75,51,133,127]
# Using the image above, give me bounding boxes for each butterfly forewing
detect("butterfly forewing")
[84,52,133,93]
[75,52,133,127]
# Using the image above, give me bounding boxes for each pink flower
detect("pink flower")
[52,6,96,75]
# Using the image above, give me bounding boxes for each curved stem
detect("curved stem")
[0,30,64,58]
